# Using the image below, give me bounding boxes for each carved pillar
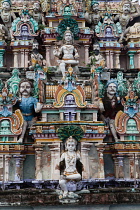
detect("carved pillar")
[110,51,114,69]
[84,45,89,65]
[128,154,135,179]
[81,142,92,179]
[115,51,120,69]
[0,49,5,67]
[137,51,140,69]
[20,50,25,68]
[4,155,11,182]
[105,51,110,68]
[134,154,139,179]
[127,51,136,69]
[96,143,106,179]
[45,45,51,66]
[77,111,80,121]
[113,156,119,179]
[13,50,18,68]
[34,144,45,180]
[117,156,124,179]
[48,143,60,180]
[13,155,25,181]
[24,50,29,68]
[60,111,64,121]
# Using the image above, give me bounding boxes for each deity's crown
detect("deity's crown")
[91,0,99,6]
[121,0,132,6]
[106,78,118,88]
[2,0,11,6]
[64,27,73,35]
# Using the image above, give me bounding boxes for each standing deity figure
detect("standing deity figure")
[17,79,43,143]
[7,68,21,97]
[114,0,140,42]
[53,28,79,79]
[88,43,105,72]
[29,40,45,70]
[0,0,16,39]
[100,80,122,142]
[85,0,101,31]
[30,2,45,25]
[59,136,82,198]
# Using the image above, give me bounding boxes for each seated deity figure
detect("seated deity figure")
[29,40,45,70]
[0,0,16,39]
[30,2,45,25]
[53,28,79,79]
[17,79,43,143]
[85,0,101,31]
[88,43,105,72]
[100,80,122,142]
[59,136,82,198]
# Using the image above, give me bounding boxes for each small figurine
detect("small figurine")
[59,136,83,198]
[30,2,45,25]
[53,28,79,79]
[17,79,43,143]
[100,80,122,142]
[0,0,16,39]
[29,40,45,70]
[7,68,21,97]
[88,43,105,73]
[85,0,102,31]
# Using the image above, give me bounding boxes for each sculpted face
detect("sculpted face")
[33,3,40,12]
[66,140,76,152]
[64,32,72,43]
[123,3,131,14]
[2,2,10,10]
[93,44,100,56]
[64,6,71,15]
[92,3,99,13]
[107,83,117,96]
[20,82,31,97]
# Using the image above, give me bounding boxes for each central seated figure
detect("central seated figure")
[53,28,79,79]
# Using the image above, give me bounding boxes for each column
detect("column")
[84,45,89,65]
[110,51,114,69]
[45,45,51,66]
[137,50,140,69]
[24,50,29,68]
[0,49,5,67]
[60,111,64,121]
[115,51,120,69]
[81,142,93,179]
[105,51,110,69]
[48,143,60,180]
[127,51,136,69]
[77,111,80,121]
[34,144,45,180]
[13,155,25,181]
[20,50,24,68]
[128,154,135,179]
[4,155,11,182]
[95,143,106,179]
[117,156,124,179]
[13,50,18,68]
[134,154,139,179]
[113,156,119,179]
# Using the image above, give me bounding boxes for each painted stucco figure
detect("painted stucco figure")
[88,43,105,73]
[7,68,21,97]
[59,136,82,198]
[100,80,122,142]
[0,0,16,39]
[85,0,101,31]
[17,80,43,143]
[30,2,45,25]
[53,28,79,79]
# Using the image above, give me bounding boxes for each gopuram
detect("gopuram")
[0,0,139,206]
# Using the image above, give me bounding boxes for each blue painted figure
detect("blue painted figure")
[18,79,43,143]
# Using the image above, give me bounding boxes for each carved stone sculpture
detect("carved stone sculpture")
[53,28,79,79]
[59,136,82,198]
[7,68,21,97]
[17,79,43,143]
[88,43,105,73]
[85,0,101,31]
[30,2,45,25]
[100,79,122,142]
[0,0,16,39]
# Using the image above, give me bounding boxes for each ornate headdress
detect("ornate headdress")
[2,0,11,6]
[91,0,99,6]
